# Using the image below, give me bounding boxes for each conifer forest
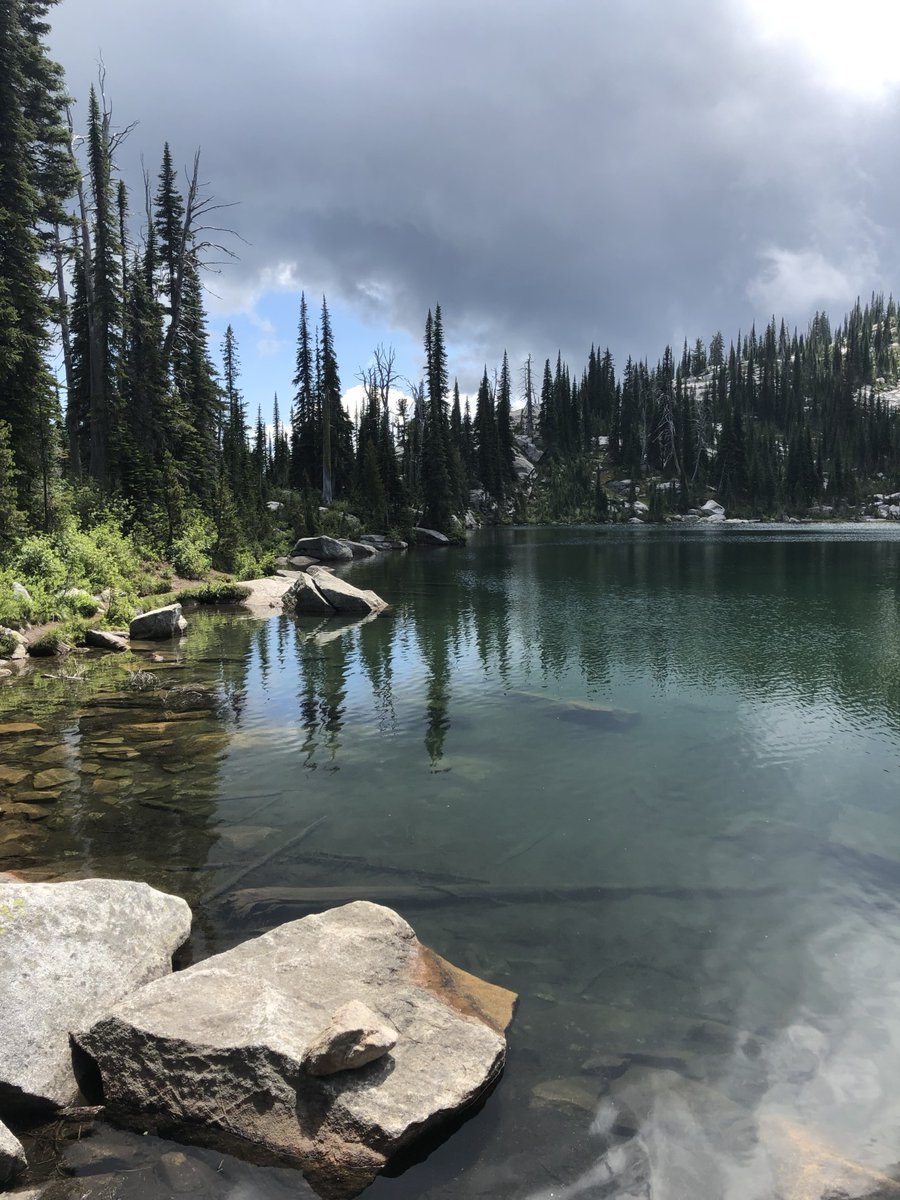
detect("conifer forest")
[3,0,900,621]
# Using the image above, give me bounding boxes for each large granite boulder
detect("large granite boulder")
[290,536,353,563]
[282,574,335,617]
[0,877,192,1113]
[0,1119,26,1186]
[76,902,516,1199]
[129,604,187,641]
[304,568,387,615]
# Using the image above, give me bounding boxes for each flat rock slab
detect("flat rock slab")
[0,878,192,1113]
[77,902,515,1199]
[0,1118,26,1186]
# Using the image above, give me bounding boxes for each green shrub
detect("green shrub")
[171,536,212,579]
[14,536,67,591]
[0,630,17,657]
[65,594,99,618]
[176,582,251,605]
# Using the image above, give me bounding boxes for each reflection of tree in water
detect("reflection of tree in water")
[413,596,468,769]
[357,616,398,732]
[293,622,350,768]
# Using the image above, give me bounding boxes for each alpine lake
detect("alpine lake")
[4,524,900,1200]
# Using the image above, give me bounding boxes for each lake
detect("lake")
[4,524,900,1199]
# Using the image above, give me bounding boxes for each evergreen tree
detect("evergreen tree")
[0,0,73,520]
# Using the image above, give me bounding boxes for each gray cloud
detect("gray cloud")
[49,0,900,385]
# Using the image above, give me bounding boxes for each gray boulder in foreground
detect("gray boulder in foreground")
[0,877,192,1113]
[290,536,353,562]
[129,603,187,641]
[76,901,516,1200]
[0,1119,26,1187]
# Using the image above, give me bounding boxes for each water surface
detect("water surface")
[4,525,900,1199]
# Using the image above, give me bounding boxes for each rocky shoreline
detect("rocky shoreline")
[0,875,515,1198]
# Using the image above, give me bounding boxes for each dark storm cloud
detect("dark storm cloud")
[49,0,900,383]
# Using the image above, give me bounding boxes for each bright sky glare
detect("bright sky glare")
[746,0,900,98]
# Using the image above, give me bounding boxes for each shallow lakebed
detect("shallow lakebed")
[4,524,900,1198]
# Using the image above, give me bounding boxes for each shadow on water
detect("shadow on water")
[6,528,900,1196]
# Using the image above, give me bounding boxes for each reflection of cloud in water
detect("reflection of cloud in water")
[537,902,900,1200]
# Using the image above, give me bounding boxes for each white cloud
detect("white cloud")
[744,0,900,99]
[747,247,865,316]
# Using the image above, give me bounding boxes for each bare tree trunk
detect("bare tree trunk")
[66,104,107,485]
[53,224,79,476]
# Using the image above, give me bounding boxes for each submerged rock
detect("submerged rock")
[77,901,515,1199]
[129,604,187,641]
[289,536,353,563]
[0,877,192,1113]
[0,1118,26,1186]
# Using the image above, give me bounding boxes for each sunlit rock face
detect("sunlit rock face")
[76,902,516,1199]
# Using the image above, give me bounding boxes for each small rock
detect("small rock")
[0,1118,26,1186]
[129,603,186,641]
[303,1000,398,1076]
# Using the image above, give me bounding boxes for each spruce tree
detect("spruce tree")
[0,0,73,520]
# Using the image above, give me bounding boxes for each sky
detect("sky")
[47,0,900,422]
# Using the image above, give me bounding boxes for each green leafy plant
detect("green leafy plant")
[176,582,251,604]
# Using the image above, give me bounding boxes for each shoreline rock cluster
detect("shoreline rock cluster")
[0,877,514,1198]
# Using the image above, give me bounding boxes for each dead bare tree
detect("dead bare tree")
[161,151,241,369]
[520,353,535,437]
